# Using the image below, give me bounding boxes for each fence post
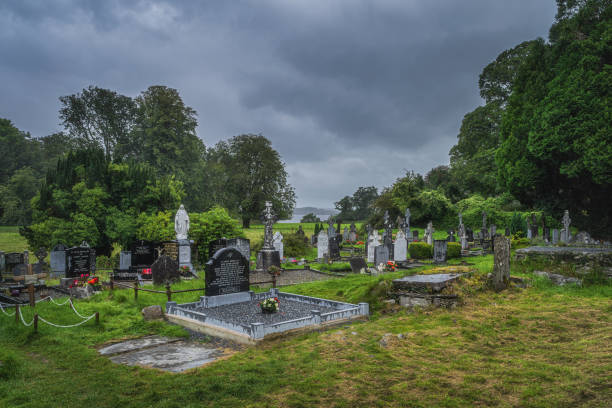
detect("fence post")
[28,284,35,307]
[272,274,277,288]
[34,314,38,332]
[15,304,19,324]
[133,281,138,300]
[95,312,99,325]
[165,281,172,302]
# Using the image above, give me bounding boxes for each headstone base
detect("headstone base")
[256,249,281,273]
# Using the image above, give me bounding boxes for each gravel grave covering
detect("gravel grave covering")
[202,299,338,326]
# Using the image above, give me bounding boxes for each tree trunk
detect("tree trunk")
[242,218,251,229]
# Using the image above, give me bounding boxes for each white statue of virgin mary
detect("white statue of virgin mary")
[174,204,190,240]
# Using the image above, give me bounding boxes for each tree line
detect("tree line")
[335,0,611,237]
[1,85,295,253]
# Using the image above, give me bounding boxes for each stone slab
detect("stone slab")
[98,336,178,355]
[392,273,463,293]
[108,341,224,372]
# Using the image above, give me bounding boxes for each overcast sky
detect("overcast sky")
[0,0,557,208]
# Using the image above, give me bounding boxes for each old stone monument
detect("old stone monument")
[273,232,284,259]
[433,240,447,263]
[349,257,368,274]
[257,201,281,272]
[492,235,510,291]
[348,223,357,242]
[425,221,434,245]
[317,230,329,260]
[343,227,349,242]
[205,248,249,296]
[404,208,411,239]
[552,229,560,244]
[394,230,407,262]
[561,210,571,243]
[50,243,68,277]
[374,245,389,266]
[228,238,251,262]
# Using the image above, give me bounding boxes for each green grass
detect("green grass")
[1,229,611,407]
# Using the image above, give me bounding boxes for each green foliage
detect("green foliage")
[335,186,378,221]
[447,242,461,259]
[496,1,612,237]
[509,212,528,236]
[300,213,321,223]
[409,241,433,259]
[207,134,296,228]
[283,233,310,258]
[136,207,242,265]
[511,237,531,249]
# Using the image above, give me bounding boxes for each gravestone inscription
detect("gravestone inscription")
[130,241,157,267]
[160,241,179,262]
[67,242,95,278]
[205,248,249,296]
[433,240,447,263]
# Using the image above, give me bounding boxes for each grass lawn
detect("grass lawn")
[1,251,610,407]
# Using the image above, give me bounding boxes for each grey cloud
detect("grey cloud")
[0,0,557,207]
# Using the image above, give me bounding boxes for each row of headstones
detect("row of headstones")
[115,239,193,280]
[1,243,96,279]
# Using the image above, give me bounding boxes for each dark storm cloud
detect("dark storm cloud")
[0,0,557,207]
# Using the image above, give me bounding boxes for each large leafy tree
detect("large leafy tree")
[497,0,612,237]
[59,86,137,160]
[208,134,295,228]
[334,186,378,221]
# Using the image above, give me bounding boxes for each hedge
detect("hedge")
[409,241,432,259]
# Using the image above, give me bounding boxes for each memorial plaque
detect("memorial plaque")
[208,238,228,259]
[67,244,94,278]
[349,257,368,273]
[205,248,249,296]
[112,269,139,281]
[227,238,250,262]
[152,255,180,286]
[130,241,157,267]
[160,241,179,262]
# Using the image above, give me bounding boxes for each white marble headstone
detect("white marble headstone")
[367,231,381,263]
[394,230,407,262]
[317,231,328,260]
[273,232,284,259]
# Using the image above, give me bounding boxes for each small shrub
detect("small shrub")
[409,242,433,259]
[511,237,530,249]
[284,233,310,258]
[96,255,116,269]
[447,242,461,258]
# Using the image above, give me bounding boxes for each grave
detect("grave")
[66,242,95,278]
[374,246,389,266]
[130,240,157,268]
[342,227,349,242]
[228,238,250,262]
[160,241,180,262]
[348,223,357,242]
[492,236,510,291]
[433,240,447,263]
[205,248,249,296]
[256,201,281,272]
[273,232,284,259]
[391,273,463,308]
[552,229,560,244]
[394,230,407,262]
[349,257,368,274]
[317,231,329,260]
[328,236,340,260]
[208,238,228,259]
[50,244,67,277]
[166,287,369,344]
[152,255,180,286]
[119,251,131,270]
[367,231,381,263]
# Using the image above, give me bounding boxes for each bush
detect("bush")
[409,242,433,259]
[509,212,527,236]
[511,237,530,249]
[447,242,461,258]
[301,213,321,223]
[283,233,310,258]
[96,255,116,269]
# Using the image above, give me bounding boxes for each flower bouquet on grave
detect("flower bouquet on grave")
[69,273,90,289]
[259,297,279,313]
[385,261,396,272]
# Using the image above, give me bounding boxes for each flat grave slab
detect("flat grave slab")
[99,335,228,372]
[108,341,224,373]
[392,273,463,293]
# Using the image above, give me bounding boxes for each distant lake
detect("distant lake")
[278,213,333,223]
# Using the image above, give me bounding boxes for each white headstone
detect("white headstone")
[367,231,381,263]
[394,230,407,262]
[174,204,190,240]
[317,231,329,260]
[273,232,284,259]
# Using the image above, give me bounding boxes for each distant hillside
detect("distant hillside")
[293,207,338,216]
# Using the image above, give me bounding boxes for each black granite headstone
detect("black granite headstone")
[328,236,341,260]
[67,244,94,278]
[152,255,180,286]
[208,238,228,259]
[13,264,28,276]
[130,241,157,267]
[205,248,250,296]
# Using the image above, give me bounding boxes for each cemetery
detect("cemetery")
[1,1,611,406]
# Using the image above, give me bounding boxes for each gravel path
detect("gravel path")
[202,299,338,326]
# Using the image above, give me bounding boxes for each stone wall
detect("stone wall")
[249,268,342,287]
[514,246,612,277]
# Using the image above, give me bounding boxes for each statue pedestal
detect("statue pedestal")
[178,239,195,276]
[256,249,280,273]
